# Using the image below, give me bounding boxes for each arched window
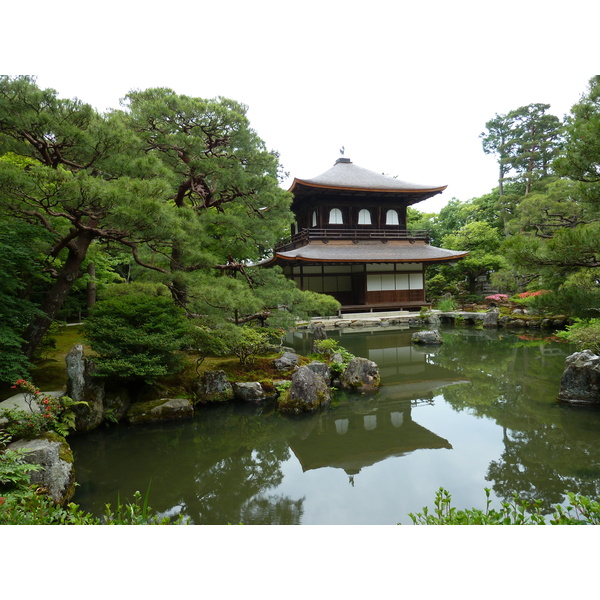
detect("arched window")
[329,208,343,224]
[386,209,399,225]
[312,211,317,227]
[358,209,371,225]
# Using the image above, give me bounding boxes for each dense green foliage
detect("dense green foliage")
[408,487,600,525]
[556,319,600,354]
[0,76,339,383]
[0,220,47,382]
[414,76,600,338]
[83,285,193,382]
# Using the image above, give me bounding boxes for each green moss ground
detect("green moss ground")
[6,326,306,403]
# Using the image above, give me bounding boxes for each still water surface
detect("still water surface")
[70,326,600,524]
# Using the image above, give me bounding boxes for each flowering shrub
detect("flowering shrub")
[516,290,550,299]
[485,294,508,302]
[0,379,86,439]
[511,290,551,307]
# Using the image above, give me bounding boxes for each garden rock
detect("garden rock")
[311,323,328,352]
[509,319,527,328]
[427,314,441,327]
[127,398,194,423]
[307,361,331,383]
[278,366,331,414]
[194,370,234,403]
[411,330,443,345]
[274,351,299,371]
[233,382,267,403]
[66,344,105,431]
[65,345,131,431]
[339,357,380,393]
[331,352,343,364]
[483,309,499,327]
[9,437,75,505]
[334,319,351,328]
[558,350,600,405]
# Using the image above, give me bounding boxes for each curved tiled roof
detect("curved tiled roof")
[289,158,447,194]
[262,241,468,265]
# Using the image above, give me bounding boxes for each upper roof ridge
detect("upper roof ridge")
[289,159,446,193]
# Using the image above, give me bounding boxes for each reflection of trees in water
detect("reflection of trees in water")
[72,403,304,524]
[183,406,304,524]
[486,425,600,511]
[429,331,600,509]
[190,441,303,524]
[240,495,305,525]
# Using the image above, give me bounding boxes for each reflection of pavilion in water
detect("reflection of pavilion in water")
[288,396,452,483]
[288,327,472,481]
[290,326,470,390]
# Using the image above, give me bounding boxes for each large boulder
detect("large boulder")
[483,309,499,327]
[127,398,194,424]
[194,370,234,403]
[558,350,600,405]
[411,330,443,345]
[274,351,299,372]
[66,344,104,431]
[233,382,268,403]
[339,357,380,393]
[9,436,75,505]
[65,345,131,431]
[278,366,331,415]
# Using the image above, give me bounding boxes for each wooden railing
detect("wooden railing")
[275,228,430,252]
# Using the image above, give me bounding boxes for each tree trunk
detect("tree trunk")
[23,231,96,358]
[169,244,187,308]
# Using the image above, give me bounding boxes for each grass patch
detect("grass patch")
[29,325,90,392]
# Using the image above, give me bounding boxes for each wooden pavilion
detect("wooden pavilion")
[263,157,468,312]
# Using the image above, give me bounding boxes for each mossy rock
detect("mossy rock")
[278,366,331,415]
[193,370,234,404]
[338,357,381,392]
[9,435,76,505]
[127,398,194,424]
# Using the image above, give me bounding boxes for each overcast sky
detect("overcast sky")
[4,0,598,213]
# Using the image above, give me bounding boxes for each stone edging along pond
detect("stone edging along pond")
[302,309,570,331]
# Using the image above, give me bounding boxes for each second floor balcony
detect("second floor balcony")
[275,228,430,252]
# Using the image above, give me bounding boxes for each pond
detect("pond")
[69,326,600,524]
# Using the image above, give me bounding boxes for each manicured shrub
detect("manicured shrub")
[84,288,193,382]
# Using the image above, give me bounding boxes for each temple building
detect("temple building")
[263,157,468,312]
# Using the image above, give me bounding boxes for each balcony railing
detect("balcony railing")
[275,228,430,252]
